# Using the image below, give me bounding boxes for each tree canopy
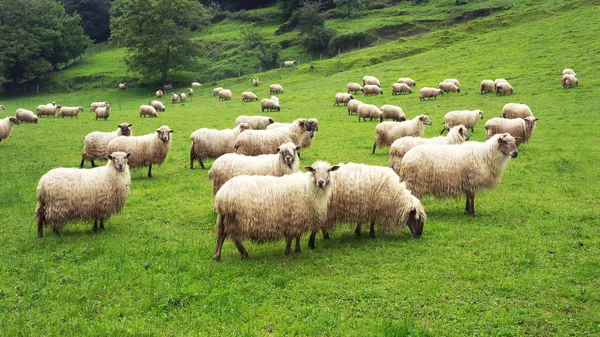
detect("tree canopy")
[62,0,111,42]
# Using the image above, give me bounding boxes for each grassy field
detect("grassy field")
[1,1,599,336]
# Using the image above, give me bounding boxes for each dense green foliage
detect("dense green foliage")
[239,24,282,69]
[62,0,111,42]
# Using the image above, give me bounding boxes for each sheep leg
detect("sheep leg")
[308,231,317,249]
[52,227,60,236]
[465,193,477,216]
[471,127,474,133]
[147,165,152,178]
[214,215,227,262]
[322,229,330,240]
[93,219,98,232]
[36,207,45,238]
[285,237,292,256]
[371,142,377,154]
[355,223,362,236]
[199,159,205,169]
[369,220,375,238]
[91,160,96,167]
[294,235,301,253]
[80,157,85,168]
[100,219,104,230]
[234,240,248,259]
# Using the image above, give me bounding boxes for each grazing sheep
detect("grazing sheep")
[363,84,384,96]
[36,104,61,117]
[241,91,259,102]
[235,116,274,130]
[81,123,133,168]
[266,119,318,155]
[389,125,469,173]
[419,87,443,101]
[333,93,355,106]
[15,109,39,123]
[480,80,494,94]
[392,83,412,95]
[380,104,406,121]
[107,126,173,178]
[58,106,83,118]
[191,82,202,88]
[213,87,224,96]
[139,105,158,118]
[400,133,518,215]
[562,73,578,88]
[562,68,576,77]
[35,152,131,238]
[372,115,432,153]
[0,105,4,111]
[308,163,426,249]
[179,93,187,102]
[95,104,111,120]
[496,82,513,95]
[261,97,280,112]
[283,60,297,67]
[151,100,166,112]
[0,116,20,142]
[171,93,179,103]
[347,83,363,94]
[439,81,460,93]
[502,103,532,119]
[494,79,508,89]
[156,90,163,98]
[118,82,126,90]
[443,78,460,88]
[358,104,383,122]
[252,77,259,87]
[214,161,339,261]
[234,119,311,156]
[441,109,484,134]
[189,123,251,169]
[208,142,301,195]
[90,101,108,112]
[397,78,416,87]
[163,83,172,91]
[362,76,380,87]
[347,99,362,115]
[269,84,284,94]
[485,117,537,145]
[218,89,232,101]
[188,88,194,96]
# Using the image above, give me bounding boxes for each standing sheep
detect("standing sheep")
[81,123,133,168]
[95,105,111,121]
[362,85,384,96]
[392,83,412,95]
[333,93,355,106]
[419,87,443,101]
[235,116,274,130]
[187,88,194,96]
[562,68,576,77]
[283,60,297,67]
[480,80,495,94]
[179,93,187,102]
[502,103,532,119]
[400,133,518,216]
[151,100,166,112]
[234,119,311,156]
[358,104,383,122]
[269,84,284,94]
[163,83,172,91]
[107,126,173,178]
[397,78,416,87]
[214,161,339,261]
[494,79,508,90]
[441,109,484,134]
[118,82,126,90]
[0,116,20,142]
[347,83,363,94]
[380,104,406,122]
[241,91,259,102]
[485,117,537,145]
[191,82,202,88]
[562,74,578,88]
[15,109,39,123]
[372,115,432,154]
[443,78,460,88]
[0,105,4,111]
[189,123,251,169]
[213,87,224,96]
[362,76,380,87]
[139,105,158,118]
[90,101,108,112]
[218,89,232,101]
[58,106,84,118]
[439,81,460,93]
[36,104,61,117]
[171,93,179,103]
[261,97,280,112]
[347,99,362,115]
[266,119,318,156]
[496,82,514,95]
[36,152,131,238]
[252,77,259,87]
[156,90,163,98]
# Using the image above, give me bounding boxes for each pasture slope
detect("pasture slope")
[1,2,599,336]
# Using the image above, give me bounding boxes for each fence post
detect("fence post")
[101,77,104,90]
[49,84,52,93]
[37,84,39,94]
[338,48,341,56]
[23,83,27,95]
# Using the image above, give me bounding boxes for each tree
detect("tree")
[110,0,211,83]
[296,1,336,52]
[333,0,364,18]
[62,0,111,42]
[239,23,280,69]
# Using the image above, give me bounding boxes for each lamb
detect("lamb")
[35,152,131,238]
[562,68,576,77]
[171,93,179,103]
[562,73,578,88]
[90,101,108,112]
[502,103,532,119]
[234,119,311,156]
[380,104,406,121]
[189,123,251,169]
[107,125,173,178]
[261,97,280,112]
[333,93,355,106]
[95,104,111,120]
[400,133,518,215]
[443,78,460,88]
[151,100,166,112]
[439,81,460,93]
[347,99,362,115]
[362,76,380,87]
[283,60,297,67]
[372,115,432,153]
[307,163,426,249]
[496,82,513,95]
[485,117,537,145]
[15,109,39,123]
[441,109,484,134]
[389,125,469,173]
[419,87,443,101]
[218,89,232,101]
[187,88,194,96]
[392,83,412,95]
[362,84,383,96]
[358,104,383,122]
[58,106,83,118]
[191,82,202,87]
[235,116,274,130]
[397,78,416,87]
[347,83,363,94]
[81,123,133,168]
[252,77,259,87]
[179,93,187,102]
[241,91,259,102]
[156,90,163,98]
[208,142,301,195]
[213,87,224,96]
[0,116,20,142]
[269,84,284,94]
[118,82,126,90]
[139,105,158,118]
[36,104,61,117]
[213,161,339,261]
[480,80,494,94]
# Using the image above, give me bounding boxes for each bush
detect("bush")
[328,31,373,53]
[303,26,337,53]
[323,8,346,19]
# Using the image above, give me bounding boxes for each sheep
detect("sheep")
[380,104,406,122]
[419,87,443,101]
[171,93,179,103]
[156,90,163,98]
[208,142,301,195]
[58,106,83,118]
[494,79,508,89]
[333,93,355,106]
[191,82,202,88]
[261,97,280,112]
[392,83,412,95]
[439,81,460,93]
[362,76,380,87]
[90,101,108,112]
[347,99,362,115]
[443,78,460,88]
[283,60,297,67]
[389,125,470,173]
[15,109,39,123]
[266,119,319,156]
[107,125,173,178]
[480,80,494,94]
[562,68,576,77]
[362,84,383,96]
[179,93,187,102]
[234,119,311,156]
[189,123,251,169]
[187,88,194,96]
[400,133,518,216]
[81,123,133,168]
[235,116,274,130]
[151,100,166,112]
[485,117,537,146]
[213,87,224,96]
[0,116,20,142]
[36,104,61,118]
[35,152,131,238]
[347,83,363,94]
[0,105,4,111]
[118,82,126,90]
[163,83,172,91]
[269,84,284,94]
[496,82,513,95]
[502,103,532,119]
[218,89,232,101]
[372,115,432,154]
[562,73,578,88]
[358,104,383,122]
[397,78,416,87]
[213,161,339,261]
[95,104,111,120]
[441,109,484,134]
[307,163,426,249]
[139,105,158,118]
[241,91,259,102]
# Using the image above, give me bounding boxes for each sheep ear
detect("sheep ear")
[305,166,315,172]
[275,147,281,153]
[514,137,522,141]
[295,146,301,152]
[107,154,114,160]
[169,130,174,133]
[156,129,161,133]
[128,124,132,127]
[329,165,340,172]
[535,118,539,121]
[126,153,132,158]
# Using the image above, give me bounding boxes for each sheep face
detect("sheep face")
[238,123,251,132]
[419,115,432,125]
[478,110,484,119]
[276,143,300,166]
[9,117,21,125]
[306,119,319,132]
[524,116,538,131]
[406,207,426,237]
[497,134,518,158]
[458,125,469,140]
[305,161,340,189]
[156,126,173,143]
[107,152,132,172]
[118,123,133,136]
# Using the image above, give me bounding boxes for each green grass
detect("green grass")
[1,1,600,335]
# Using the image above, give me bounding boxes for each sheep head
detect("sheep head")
[156,126,173,143]
[419,115,432,125]
[524,116,538,131]
[237,123,251,132]
[9,116,20,125]
[305,161,339,189]
[118,123,133,136]
[406,204,426,238]
[107,152,131,172]
[497,133,518,158]
[276,142,300,166]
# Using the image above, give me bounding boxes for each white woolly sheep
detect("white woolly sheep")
[241,91,259,102]
[363,84,384,96]
[392,83,412,95]
[156,90,163,98]
[397,78,416,87]
[358,104,383,122]
[443,78,460,88]
[439,81,460,93]
[191,82,202,87]
[36,152,131,238]
[496,82,513,95]
[347,99,362,115]
[441,109,484,134]
[118,82,126,90]
[36,104,61,118]
[494,79,508,89]
[188,88,194,96]
[163,83,172,91]
[480,80,494,94]
[107,125,173,178]
[372,115,432,153]
[208,142,301,195]
[234,119,312,156]
[252,77,259,87]
[218,89,232,101]
[171,93,179,103]
[261,97,280,112]
[380,104,406,122]
[269,84,284,94]
[0,105,4,111]
[362,76,380,87]
[266,119,318,156]
[283,60,297,67]
[15,109,38,123]
[347,83,363,94]
[0,116,20,142]
[139,105,158,118]
[562,74,578,88]
[562,68,576,77]
[485,116,537,146]
[235,116,274,130]
[214,161,339,261]
[419,87,443,101]
[58,106,83,118]
[90,101,107,112]
[502,103,532,119]
[95,104,111,120]
[151,100,166,112]
[81,123,133,168]
[333,93,355,106]
[400,133,518,215]
[179,93,187,102]
[213,87,224,96]
[189,123,251,169]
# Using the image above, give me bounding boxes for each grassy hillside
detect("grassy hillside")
[1,1,599,335]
